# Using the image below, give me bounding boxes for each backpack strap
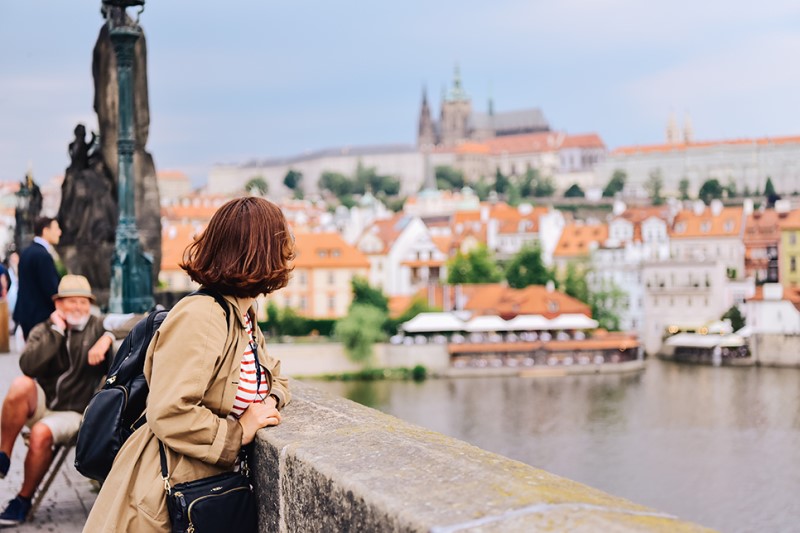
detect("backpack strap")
[188,288,231,327]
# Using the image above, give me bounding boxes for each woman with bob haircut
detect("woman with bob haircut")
[84,197,295,532]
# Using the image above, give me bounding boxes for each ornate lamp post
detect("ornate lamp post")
[104,0,153,313]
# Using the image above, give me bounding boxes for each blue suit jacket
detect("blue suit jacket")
[13,241,60,336]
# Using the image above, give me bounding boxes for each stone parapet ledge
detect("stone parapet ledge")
[252,381,714,532]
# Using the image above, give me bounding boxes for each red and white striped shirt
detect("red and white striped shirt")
[230,313,269,419]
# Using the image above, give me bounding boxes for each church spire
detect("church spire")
[417,85,436,148]
[447,63,468,102]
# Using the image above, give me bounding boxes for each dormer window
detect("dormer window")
[724,219,734,232]
[675,222,686,233]
[700,221,711,233]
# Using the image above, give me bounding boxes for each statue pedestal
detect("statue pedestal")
[0,300,10,353]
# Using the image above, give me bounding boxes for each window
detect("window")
[299,296,307,311]
[792,257,797,273]
[298,272,306,286]
[328,271,335,284]
[328,296,336,311]
[700,222,711,233]
[792,233,798,246]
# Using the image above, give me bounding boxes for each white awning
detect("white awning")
[401,312,466,333]
[664,333,746,349]
[506,314,551,330]
[464,315,511,332]
[547,314,599,330]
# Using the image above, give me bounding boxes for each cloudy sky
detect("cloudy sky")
[2,0,800,186]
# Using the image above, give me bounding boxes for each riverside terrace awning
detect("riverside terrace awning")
[664,333,746,348]
[547,314,599,330]
[505,314,551,331]
[401,312,466,333]
[464,315,510,332]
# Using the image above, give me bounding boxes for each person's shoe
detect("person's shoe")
[0,452,9,479]
[0,495,32,526]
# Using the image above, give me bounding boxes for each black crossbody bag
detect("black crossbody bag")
[159,442,257,533]
[159,324,267,533]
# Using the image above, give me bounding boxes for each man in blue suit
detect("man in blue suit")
[13,217,62,339]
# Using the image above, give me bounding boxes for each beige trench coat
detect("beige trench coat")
[83,293,290,532]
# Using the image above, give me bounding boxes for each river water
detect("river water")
[303,359,800,532]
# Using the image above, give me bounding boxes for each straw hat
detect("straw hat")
[52,275,95,302]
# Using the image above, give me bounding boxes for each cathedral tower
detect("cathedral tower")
[417,86,436,148]
[439,64,472,147]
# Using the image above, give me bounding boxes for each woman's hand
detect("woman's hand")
[239,399,281,445]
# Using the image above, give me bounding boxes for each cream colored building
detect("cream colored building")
[267,232,369,318]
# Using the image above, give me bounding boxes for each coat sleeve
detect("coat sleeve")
[256,328,290,409]
[144,299,243,468]
[19,322,65,378]
[36,248,60,299]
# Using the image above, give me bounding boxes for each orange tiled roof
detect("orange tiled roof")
[431,235,453,255]
[361,214,410,254]
[157,170,190,182]
[619,206,672,224]
[418,284,591,319]
[554,223,608,258]
[744,209,782,244]
[670,206,743,239]
[613,135,800,156]
[293,232,369,268]
[778,209,800,230]
[161,223,204,272]
[162,204,220,221]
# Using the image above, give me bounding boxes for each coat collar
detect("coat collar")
[221,294,255,328]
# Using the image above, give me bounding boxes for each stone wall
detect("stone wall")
[251,381,711,532]
[271,342,450,377]
[750,333,800,367]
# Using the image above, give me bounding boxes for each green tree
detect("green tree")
[472,177,492,201]
[698,178,724,204]
[245,176,268,196]
[603,169,627,197]
[435,166,465,190]
[563,183,585,198]
[763,177,776,197]
[319,171,353,197]
[505,245,552,288]
[646,169,664,205]
[562,262,589,303]
[335,304,387,367]
[494,168,510,195]
[279,306,308,337]
[679,178,691,200]
[518,168,538,197]
[283,169,302,190]
[533,175,556,197]
[350,276,388,312]
[446,245,502,284]
[266,301,281,337]
[722,305,745,332]
[724,178,737,199]
[588,283,627,332]
[742,185,752,197]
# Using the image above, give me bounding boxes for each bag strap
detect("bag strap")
[157,289,239,494]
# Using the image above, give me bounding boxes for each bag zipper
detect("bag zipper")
[186,486,250,533]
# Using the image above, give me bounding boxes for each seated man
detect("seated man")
[0,275,116,526]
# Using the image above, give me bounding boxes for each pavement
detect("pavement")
[0,341,96,532]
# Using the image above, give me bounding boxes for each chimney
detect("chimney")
[743,198,754,216]
[480,205,490,222]
[693,200,706,216]
[546,280,555,293]
[775,199,791,214]
[710,199,723,216]
[612,199,627,216]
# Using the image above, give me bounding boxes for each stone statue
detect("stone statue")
[58,123,117,247]
[55,10,161,308]
[14,173,43,252]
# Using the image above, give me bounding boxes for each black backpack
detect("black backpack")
[74,289,230,482]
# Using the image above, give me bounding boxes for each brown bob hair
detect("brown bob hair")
[180,197,295,298]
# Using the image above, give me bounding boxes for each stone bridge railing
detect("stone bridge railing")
[251,381,712,532]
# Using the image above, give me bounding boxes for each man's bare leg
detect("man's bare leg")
[19,423,53,499]
[0,377,37,457]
